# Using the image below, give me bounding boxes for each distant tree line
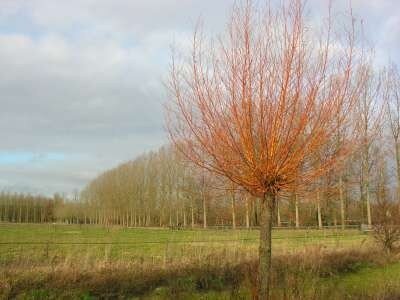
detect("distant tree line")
[74,140,390,229]
[0,134,397,228]
[0,192,61,223]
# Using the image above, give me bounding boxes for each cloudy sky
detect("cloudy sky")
[0,0,399,196]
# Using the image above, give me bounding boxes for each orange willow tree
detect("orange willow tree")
[166,0,364,298]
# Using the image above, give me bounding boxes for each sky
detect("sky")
[0,0,399,196]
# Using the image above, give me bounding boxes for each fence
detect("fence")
[0,223,371,268]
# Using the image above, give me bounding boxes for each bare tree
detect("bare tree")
[166,1,363,297]
[373,197,400,253]
[355,64,381,227]
[383,63,400,202]
[316,185,323,229]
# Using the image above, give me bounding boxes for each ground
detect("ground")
[0,223,398,299]
[0,223,368,264]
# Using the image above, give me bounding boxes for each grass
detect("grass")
[0,223,369,266]
[2,244,396,299]
[1,223,394,299]
[143,262,400,300]
[327,262,400,299]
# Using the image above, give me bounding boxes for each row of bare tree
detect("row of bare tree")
[1,64,399,228]
[78,71,400,227]
[2,65,400,227]
[0,192,60,223]
[77,56,399,226]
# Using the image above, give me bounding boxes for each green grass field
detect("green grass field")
[2,223,399,299]
[0,223,370,266]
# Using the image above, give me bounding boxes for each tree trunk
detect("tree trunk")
[395,140,400,203]
[339,176,345,230]
[317,190,322,229]
[361,143,372,227]
[231,193,236,230]
[276,195,281,227]
[259,193,275,299]
[191,204,194,228]
[202,195,207,229]
[254,200,259,226]
[245,195,250,229]
[295,194,299,228]
[25,203,29,223]
[366,188,372,227]
[333,212,337,228]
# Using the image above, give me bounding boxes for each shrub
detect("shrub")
[373,198,400,253]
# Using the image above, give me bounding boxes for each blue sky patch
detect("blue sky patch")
[0,152,65,165]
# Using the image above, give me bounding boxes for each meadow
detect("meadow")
[0,224,368,265]
[0,223,398,299]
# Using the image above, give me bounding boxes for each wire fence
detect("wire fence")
[0,223,372,267]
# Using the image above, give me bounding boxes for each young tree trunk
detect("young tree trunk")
[183,209,187,227]
[395,140,400,204]
[245,195,250,229]
[259,193,275,299]
[339,176,345,230]
[366,188,372,227]
[361,144,372,227]
[202,195,207,229]
[317,190,323,229]
[276,195,281,227]
[231,193,236,230]
[295,194,300,228]
[254,200,259,226]
[333,212,337,228]
[25,203,29,223]
[191,204,194,228]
